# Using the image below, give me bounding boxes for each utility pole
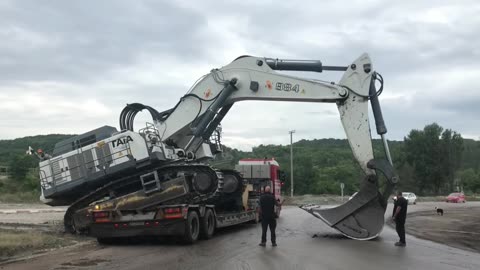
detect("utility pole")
[289,130,295,198]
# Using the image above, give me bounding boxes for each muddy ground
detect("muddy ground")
[400,206,480,253]
[0,201,479,269]
[0,222,89,263]
[2,205,479,270]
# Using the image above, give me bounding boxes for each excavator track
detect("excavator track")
[64,162,222,234]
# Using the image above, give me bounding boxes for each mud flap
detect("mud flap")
[301,159,397,240]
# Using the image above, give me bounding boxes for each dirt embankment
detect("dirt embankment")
[390,206,480,253]
[0,216,87,263]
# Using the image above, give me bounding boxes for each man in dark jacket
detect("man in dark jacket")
[392,191,408,247]
[259,186,280,247]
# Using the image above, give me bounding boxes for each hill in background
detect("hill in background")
[0,135,74,166]
[1,134,479,196]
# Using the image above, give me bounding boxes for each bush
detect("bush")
[0,190,41,203]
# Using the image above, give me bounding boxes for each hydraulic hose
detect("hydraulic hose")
[119,103,171,131]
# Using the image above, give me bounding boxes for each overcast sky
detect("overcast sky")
[0,0,479,150]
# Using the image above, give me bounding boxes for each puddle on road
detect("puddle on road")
[312,233,348,239]
[59,258,110,267]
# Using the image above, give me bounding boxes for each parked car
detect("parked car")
[393,192,417,204]
[446,192,466,203]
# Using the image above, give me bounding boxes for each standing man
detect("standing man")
[392,191,408,247]
[259,186,279,247]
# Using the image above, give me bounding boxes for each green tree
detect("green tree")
[404,123,463,195]
[461,169,480,193]
[440,129,464,191]
[8,155,33,181]
[313,163,360,194]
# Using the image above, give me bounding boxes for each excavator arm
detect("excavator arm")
[132,53,397,240]
[157,54,379,173]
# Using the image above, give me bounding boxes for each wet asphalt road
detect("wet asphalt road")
[3,204,479,270]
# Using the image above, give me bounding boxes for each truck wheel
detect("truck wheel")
[200,209,215,239]
[183,211,200,244]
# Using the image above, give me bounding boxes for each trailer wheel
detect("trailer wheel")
[200,209,215,239]
[183,211,200,244]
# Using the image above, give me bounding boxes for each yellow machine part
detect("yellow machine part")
[242,184,253,210]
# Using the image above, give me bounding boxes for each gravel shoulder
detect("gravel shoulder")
[387,201,480,253]
[1,201,479,268]
[405,207,480,252]
[0,204,88,264]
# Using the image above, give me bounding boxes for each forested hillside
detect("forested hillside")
[0,135,74,194]
[210,139,404,196]
[0,134,74,166]
[1,123,480,197]
[212,124,480,196]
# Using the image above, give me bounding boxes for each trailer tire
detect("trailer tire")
[183,211,200,244]
[200,209,215,239]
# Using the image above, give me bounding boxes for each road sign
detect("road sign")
[340,182,345,201]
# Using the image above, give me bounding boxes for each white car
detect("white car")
[393,192,417,205]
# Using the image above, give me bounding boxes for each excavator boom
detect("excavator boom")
[147,53,397,240]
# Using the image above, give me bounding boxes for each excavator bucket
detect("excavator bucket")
[301,159,397,240]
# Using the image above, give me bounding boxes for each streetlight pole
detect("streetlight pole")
[289,130,295,198]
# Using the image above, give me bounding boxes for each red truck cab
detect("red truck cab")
[236,158,284,216]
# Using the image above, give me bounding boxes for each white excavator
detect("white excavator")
[36,53,397,242]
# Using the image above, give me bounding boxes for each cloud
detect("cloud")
[0,0,479,151]
[0,0,211,83]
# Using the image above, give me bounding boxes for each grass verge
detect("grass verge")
[0,191,41,204]
[0,228,74,261]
